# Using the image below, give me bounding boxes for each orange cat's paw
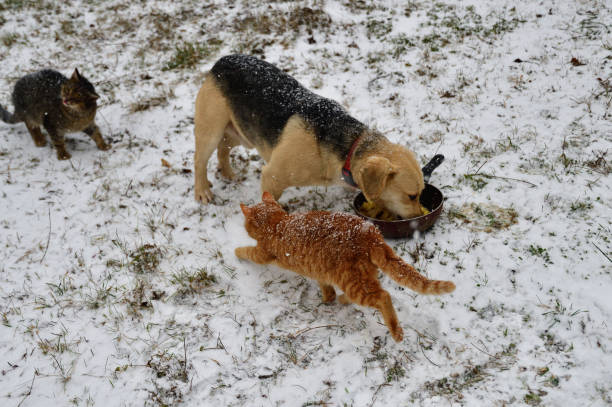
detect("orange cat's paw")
[321,292,336,304]
[390,326,404,342]
[338,294,351,305]
[235,247,248,259]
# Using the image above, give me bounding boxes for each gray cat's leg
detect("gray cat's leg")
[83,123,110,151]
[44,123,70,160]
[25,120,47,147]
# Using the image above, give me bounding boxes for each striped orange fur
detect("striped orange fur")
[235,192,455,342]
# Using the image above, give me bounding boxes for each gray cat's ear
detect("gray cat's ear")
[71,68,81,80]
[90,92,100,100]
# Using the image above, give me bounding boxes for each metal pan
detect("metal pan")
[353,154,445,239]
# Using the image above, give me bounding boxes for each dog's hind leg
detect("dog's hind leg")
[216,124,240,180]
[194,77,231,203]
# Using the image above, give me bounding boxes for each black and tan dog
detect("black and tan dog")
[194,54,425,219]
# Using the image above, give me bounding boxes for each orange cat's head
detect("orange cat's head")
[240,192,286,239]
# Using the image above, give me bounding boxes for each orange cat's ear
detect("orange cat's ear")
[261,191,276,204]
[240,203,251,217]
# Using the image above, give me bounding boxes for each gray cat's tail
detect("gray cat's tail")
[0,105,19,124]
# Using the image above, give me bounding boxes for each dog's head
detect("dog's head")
[355,146,424,219]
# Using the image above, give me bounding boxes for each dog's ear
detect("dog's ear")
[262,191,276,204]
[240,203,251,217]
[357,156,396,202]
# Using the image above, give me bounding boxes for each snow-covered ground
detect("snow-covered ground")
[1,0,610,405]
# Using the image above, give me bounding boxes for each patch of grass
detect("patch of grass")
[461,135,496,159]
[1,32,18,47]
[569,199,593,212]
[129,243,164,274]
[463,174,488,191]
[37,328,77,355]
[146,348,190,406]
[162,39,221,71]
[385,360,406,382]
[60,19,75,35]
[528,245,552,264]
[420,4,525,52]
[129,92,172,113]
[234,6,332,41]
[390,33,415,58]
[585,150,611,174]
[83,280,115,309]
[524,390,545,405]
[170,267,217,296]
[343,0,378,13]
[366,18,393,39]
[574,9,611,40]
[0,0,26,11]
[123,278,164,316]
[420,343,517,401]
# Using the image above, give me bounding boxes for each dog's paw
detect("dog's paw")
[219,167,236,180]
[195,188,214,204]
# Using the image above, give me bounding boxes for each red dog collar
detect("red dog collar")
[342,137,361,188]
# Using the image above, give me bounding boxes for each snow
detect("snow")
[1,0,611,406]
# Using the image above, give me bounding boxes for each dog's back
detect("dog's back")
[210,54,365,158]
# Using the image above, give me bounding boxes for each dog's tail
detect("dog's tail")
[0,104,19,124]
[371,244,455,295]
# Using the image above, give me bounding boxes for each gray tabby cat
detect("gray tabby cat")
[0,69,109,160]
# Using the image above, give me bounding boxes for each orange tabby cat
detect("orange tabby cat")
[236,192,455,342]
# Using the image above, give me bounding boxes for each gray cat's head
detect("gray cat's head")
[61,69,99,111]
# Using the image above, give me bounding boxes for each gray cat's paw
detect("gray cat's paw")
[56,150,71,160]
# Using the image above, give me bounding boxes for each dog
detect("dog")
[194,54,425,219]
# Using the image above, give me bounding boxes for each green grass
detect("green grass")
[162,40,221,71]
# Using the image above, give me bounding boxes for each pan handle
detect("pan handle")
[422,154,445,183]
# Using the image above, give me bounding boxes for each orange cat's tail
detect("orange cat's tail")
[371,245,455,295]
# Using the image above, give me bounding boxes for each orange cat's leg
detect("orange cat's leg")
[318,282,336,303]
[235,246,275,264]
[342,275,404,342]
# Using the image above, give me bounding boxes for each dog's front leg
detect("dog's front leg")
[193,79,232,204]
[261,164,288,200]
